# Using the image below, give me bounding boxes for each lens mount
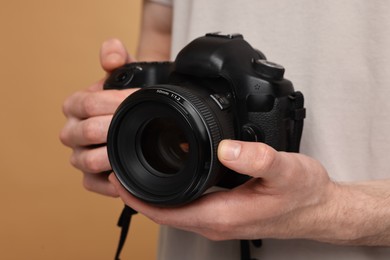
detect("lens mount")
[107,85,234,205]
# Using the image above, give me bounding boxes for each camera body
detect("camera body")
[104,33,305,206]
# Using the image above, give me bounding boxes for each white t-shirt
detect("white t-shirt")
[149,0,390,259]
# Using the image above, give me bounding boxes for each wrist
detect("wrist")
[300,180,390,246]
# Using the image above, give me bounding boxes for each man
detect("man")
[60,0,390,259]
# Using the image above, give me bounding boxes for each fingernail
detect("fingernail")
[219,140,241,161]
[106,52,123,64]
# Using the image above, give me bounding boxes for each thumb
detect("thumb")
[87,38,135,92]
[217,140,290,181]
[100,38,134,73]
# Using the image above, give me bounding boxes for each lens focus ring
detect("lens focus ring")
[107,84,235,205]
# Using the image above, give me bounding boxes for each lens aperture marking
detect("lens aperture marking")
[155,89,183,103]
[156,89,170,95]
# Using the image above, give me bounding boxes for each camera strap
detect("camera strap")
[288,91,306,153]
[114,206,261,260]
[240,239,262,260]
[115,205,137,260]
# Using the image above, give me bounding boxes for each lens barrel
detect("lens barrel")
[107,85,234,205]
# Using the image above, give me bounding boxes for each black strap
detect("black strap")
[115,205,138,260]
[114,206,262,260]
[241,240,251,260]
[288,91,306,153]
[240,239,262,260]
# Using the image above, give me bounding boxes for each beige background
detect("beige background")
[0,1,159,259]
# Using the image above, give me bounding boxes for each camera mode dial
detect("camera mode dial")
[253,59,285,80]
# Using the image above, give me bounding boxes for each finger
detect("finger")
[62,89,135,119]
[108,174,183,216]
[108,173,263,240]
[89,39,135,92]
[108,174,233,234]
[70,146,111,174]
[83,172,119,197]
[100,38,134,73]
[108,174,156,217]
[87,78,104,92]
[61,115,112,147]
[217,140,295,183]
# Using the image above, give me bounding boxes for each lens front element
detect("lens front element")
[140,118,189,175]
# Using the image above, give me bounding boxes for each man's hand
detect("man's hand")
[109,140,390,246]
[60,39,137,197]
[109,140,335,239]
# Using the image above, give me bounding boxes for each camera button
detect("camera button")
[253,59,285,80]
[115,71,131,83]
[210,94,231,110]
[241,124,264,142]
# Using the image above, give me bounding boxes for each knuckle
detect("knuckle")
[82,119,101,143]
[83,152,101,173]
[251,144,276,173]
[59,128,70,146]
[82,94,98,117]
[69,153,78,168]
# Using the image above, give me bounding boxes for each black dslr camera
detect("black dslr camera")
[104,33,305,206]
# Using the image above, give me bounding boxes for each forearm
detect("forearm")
[304,179,390,246]
[136,0,172,61]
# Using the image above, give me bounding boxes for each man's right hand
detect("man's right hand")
[60,39,138,197]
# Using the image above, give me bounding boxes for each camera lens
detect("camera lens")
[140,118,189,175]
[107,85,234,205]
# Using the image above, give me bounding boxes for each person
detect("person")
[60,0,390,259]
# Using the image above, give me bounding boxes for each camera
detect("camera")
[104,33,306,206]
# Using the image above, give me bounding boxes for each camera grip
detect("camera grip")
[103,61,173,90]
[248,93,305,152]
